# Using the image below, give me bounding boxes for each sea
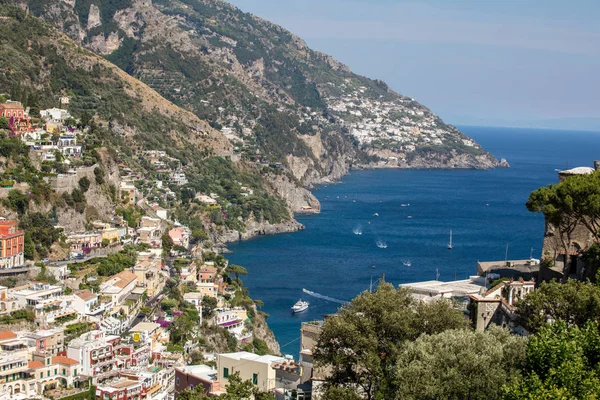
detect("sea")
[226,126,600,353]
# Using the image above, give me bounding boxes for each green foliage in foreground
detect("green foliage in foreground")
[503,321,600,399]
[395,327,526,400]
[315,283,470,400]
[516,279,600,334]
[176,371,274,400]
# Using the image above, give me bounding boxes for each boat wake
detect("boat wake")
[376,240,387,249]
[402,259,411,267]
[302,289,347,305]
[352,225,363,235]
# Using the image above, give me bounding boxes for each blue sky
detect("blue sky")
[227,0,600,129]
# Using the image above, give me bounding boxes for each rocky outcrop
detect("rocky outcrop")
[86,4,101,30]
[88,31,122,55]
[396,152,509,170]
[218,219,305,244]
[271,175,320,214]
[253,306,281,355]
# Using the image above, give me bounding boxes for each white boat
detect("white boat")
[291,299,309,313]
[402,260,411,267]
[448,229,453,250]
[376,240,387,249]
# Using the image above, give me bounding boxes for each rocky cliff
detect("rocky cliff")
[22,0,506,193]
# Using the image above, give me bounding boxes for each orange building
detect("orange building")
[0,220,25,269]
[0,103,32,135]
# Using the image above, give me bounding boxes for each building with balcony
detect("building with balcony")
[95,379,142,400]
[0,102,32,135]
[132,253,164,298]
[168,226,190,250]
[0,330,31,398]
[66,232,103,256]
[0,219,25,269]
[28,354,84,394]
[32,295,79,328]
[195,282,218,299]
[73,290,105,316]
[11,283,62,308]
[197,263,217,283]
[67,330,121,383]
[22,328,65,356]
[215,309,249,341]
[0,286,18,315]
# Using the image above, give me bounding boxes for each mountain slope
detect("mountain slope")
[0,3,300,239]
[21,0,507,187]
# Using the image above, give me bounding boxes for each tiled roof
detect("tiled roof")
[75,289,97,301]
[0,331,17,341]
[52,356,79,366]
[114,271,137,289]
[28,360,44,369]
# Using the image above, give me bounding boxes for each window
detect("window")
[62,369,66,375]
[223,368,229,378]
[74,370,77,377]
[47,371,50,377]
[253,373,258,385]
[54,369,57,375]
[40,373,43,379]
[176,378,179,386]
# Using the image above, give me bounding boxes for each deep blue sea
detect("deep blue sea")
[227,126,600,353]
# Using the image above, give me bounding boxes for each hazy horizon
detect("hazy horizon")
[227,0,600,131]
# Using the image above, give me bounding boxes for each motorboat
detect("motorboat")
[291,299,309,313]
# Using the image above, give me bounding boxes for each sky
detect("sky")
[227,0,600,130]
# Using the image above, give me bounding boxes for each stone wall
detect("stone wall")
[44,165,98,194]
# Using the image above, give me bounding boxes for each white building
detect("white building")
[40,108,71,122]
[67,330,121,380]
[99,270,138,305]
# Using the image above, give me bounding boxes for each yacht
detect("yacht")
[291,299,309,313]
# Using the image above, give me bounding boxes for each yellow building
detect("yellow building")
[101,227,120,243]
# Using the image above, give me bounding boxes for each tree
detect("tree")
[160,298,177,312]
[527,184,580,277]
[78,176,91,192]
[314,283,470,400]
[5,189,29,214]
[202,295,218,319]
[94,167,105,185]
[0,116,8,129]
[502,321,600,399]
[162,232,174,254]
[557,171,600,243]
[516,279,600,333]
[220,372,254,400]
[394,327,526,400]
[226,264,248,285]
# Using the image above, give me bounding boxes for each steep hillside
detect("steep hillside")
[21,0,507,187]
[0,3,299,241]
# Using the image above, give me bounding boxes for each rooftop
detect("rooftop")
[177,364,217,382]
[74,289,97,301]
[220,351,285,365]
[130,322,160,333]
[0,331,17,341]
[559,166,595,175]
[52,356,79,366]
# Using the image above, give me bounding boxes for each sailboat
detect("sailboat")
[447,230,453,250]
